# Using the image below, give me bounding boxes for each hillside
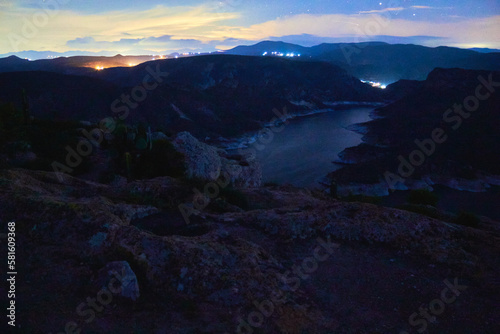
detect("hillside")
[0,55,383,138]
[1,163,498,333]
[227,41,500,83]
[328,68,500,212]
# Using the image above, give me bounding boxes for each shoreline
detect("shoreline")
[215,102,384,152]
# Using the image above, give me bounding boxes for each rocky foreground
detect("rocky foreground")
[0,167,499,334]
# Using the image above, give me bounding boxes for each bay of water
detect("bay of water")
[256,107,373,188]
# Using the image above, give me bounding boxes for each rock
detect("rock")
[0,168,498,333]
[95,261,140,301]
[173,131,222,181]
[173,131,261,188]
[222,158,262,188]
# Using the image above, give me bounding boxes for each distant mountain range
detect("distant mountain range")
[1,40,499,140]
[0,54,186,76]
[1,41,499,84]
[225,41,500,83]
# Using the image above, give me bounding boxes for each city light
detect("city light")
[360,79,387,89]
[263,51,301,58]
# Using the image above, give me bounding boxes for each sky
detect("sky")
[0,0,499,57]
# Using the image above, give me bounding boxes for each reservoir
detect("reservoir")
[256,107,373,188]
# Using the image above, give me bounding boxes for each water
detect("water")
[256,107,373,188]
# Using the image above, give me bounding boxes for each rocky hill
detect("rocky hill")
[328,68,500,217]
[0,167,499,333]
[0,55,383,138]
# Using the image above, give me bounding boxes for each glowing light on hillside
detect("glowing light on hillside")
[264,51,300,58]
[95,66,104,70]
[360,79,387,89]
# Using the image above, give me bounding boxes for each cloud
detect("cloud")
[0,2,498,54]
[410,6,454,10]
[215,14,500,49]
[358,7,404,14]
[0,4,240,53]
[67,36,96,45]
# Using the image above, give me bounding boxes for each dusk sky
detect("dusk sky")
[1,0,499,56]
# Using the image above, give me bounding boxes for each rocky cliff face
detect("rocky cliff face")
[0,169,498,333]
[173,131,262,188]
[329,69,500,200]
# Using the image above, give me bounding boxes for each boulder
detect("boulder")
[173,131,222,181]
[173,131,261,188]
[95,261,140,301]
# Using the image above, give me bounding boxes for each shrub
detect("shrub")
[408,189,438,207]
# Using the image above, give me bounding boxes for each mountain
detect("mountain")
[328,68,500,209]
[0,71,120,121]
[0,44,499,334]
[0,55,383,138]
[3,41,499,84]
[226,41,500,83]
[225,41,310,56]
[0,55,167,76]
[469,47,500,53]
[0,50,118,60]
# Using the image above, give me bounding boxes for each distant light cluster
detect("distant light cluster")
[262,51,301,58]
[151,55,167,61]
[360,79,387,89]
